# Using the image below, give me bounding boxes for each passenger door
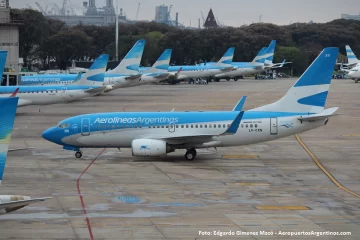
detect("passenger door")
[270,118,278,135]
[168,122,176,133]
[81,118,90,136]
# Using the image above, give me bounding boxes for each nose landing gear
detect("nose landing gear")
[185,148,197,161]
[75,151,83,158]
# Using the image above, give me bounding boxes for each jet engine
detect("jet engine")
[131,139,174,157]
[104,85,114,92]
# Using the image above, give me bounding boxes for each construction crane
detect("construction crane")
[35,2,46,15]
[26,4,33,10]
[135,3,140,20]
[167,4,172,22]
[201,11,205,25]
[62,0,67,16]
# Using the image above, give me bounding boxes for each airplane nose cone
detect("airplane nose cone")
[42,127,55,142]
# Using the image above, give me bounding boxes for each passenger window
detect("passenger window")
[250,124,253,128]
[241,124,244,128]
[181,125,184,128]
[255,124,258,128]
[176,125,179,128]
[195,124,198,128]
[218,124,221,128]
[214,124,216,128]
[227,124,230,128]
[223,124,226,128]
[161,126,164,128]
[200,125,203,128]
[191,125,193,128]
[186,125,189,128]
[204,124,207,128]
[246,124,248,128]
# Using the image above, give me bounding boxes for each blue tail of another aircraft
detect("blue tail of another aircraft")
[0,50,8,77]
[252,47,268,64]
[107,39,146,75]
[216,47,235,65]
[71,54,109,86]
[264,40,276,66]
[147,49,172,73]
[345,45,360,65]
[252,47,339,114]
[0,97,19,185]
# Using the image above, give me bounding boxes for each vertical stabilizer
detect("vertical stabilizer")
[146,49,172,73]
[216,47,235,66]
[345,45,360,65]
[251,48,339,113]
[0,97,19,185]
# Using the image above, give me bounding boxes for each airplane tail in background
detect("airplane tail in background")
[216,47,235,66]
[0,50,7,77]
[0,97,19,185]
[71,54,109,87]
[264,40,276,66]
[146,49,172,73]
[107,39,146,75]
[252,47,268,64]
[345,45,360,65]
[251,47,339,114]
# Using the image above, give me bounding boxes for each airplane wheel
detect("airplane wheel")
[75,151,82,158]
[185,148,196,161]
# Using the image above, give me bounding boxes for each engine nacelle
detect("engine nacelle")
[104,85,114,92]
[132,139,173,157]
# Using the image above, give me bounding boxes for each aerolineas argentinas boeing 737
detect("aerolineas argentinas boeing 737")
[42,48,339,161]
[0,52,108,107]
[340,45,360,82]
[0,97,50,214]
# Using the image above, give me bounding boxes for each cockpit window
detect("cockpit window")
[59,123,69,128]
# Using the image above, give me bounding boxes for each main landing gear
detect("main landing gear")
[75,151,83,158]
[185,148,197,161]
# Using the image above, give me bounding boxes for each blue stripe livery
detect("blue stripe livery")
[89,54,109,70]
[0,50,7,76]
[294,48,339,87]
[0,97,19,182]
[124,40,146,59]
[297,91,328,107]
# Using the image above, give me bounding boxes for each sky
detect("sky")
[9,0,360,27]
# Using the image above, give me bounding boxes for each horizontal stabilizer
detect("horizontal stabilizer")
[297,107,339,121]
[125,74,142,80]
[85,86,106,94]
[0,197,52,213]
[232,96,247,111]
[154,73,170,79]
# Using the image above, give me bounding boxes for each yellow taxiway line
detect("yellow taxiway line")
[256,206,310,210]
[295,134,360,199]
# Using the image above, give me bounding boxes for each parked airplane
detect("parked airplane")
[345,45,360,68]
[214,40,290,80]
[164,47,236,81]
[43,47,339,161]
[0,51,109,107]
[346,64,360,82]
[20,40,172,90]
[0,96,50,214]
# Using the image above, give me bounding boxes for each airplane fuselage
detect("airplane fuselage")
[43,111,326,151]
[0,86,101,107]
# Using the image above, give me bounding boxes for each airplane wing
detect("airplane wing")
[145,111,244,144]
[297,107,339,121]
[0,197,51,213]
[125,74,142,80]
[85,86,107,94]
[153,73,170,79]
[10,88,19,97]
[220,66,237,72]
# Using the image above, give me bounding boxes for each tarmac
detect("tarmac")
[1,78,359,239]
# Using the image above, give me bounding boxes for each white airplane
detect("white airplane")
[339,46,360,82]
[43,48,339,161]
[0,52,109,107]
[0,96,50,214]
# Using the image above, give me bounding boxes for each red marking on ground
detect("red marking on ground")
[76,149,106,240]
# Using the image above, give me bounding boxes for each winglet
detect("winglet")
[222,111,245,135]
[10,88,19,97]
[232,96,247,111]
[176,67,182,75]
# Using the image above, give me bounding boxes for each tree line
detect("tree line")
[11,9,360,75]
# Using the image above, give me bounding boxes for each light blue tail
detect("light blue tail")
[71,54,109,86]
[0,97,19,185]
[147,49,172,73]
[345,45,359,65]
[264,40,276,65]
[0,50,8,77]
[252,47,268,63]
[108,39,146,74]
[217,47,235,65]
[252,47,339,113]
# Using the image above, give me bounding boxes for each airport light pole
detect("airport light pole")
[115,0,119,61]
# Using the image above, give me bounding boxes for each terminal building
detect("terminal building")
[341,13,360,21]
